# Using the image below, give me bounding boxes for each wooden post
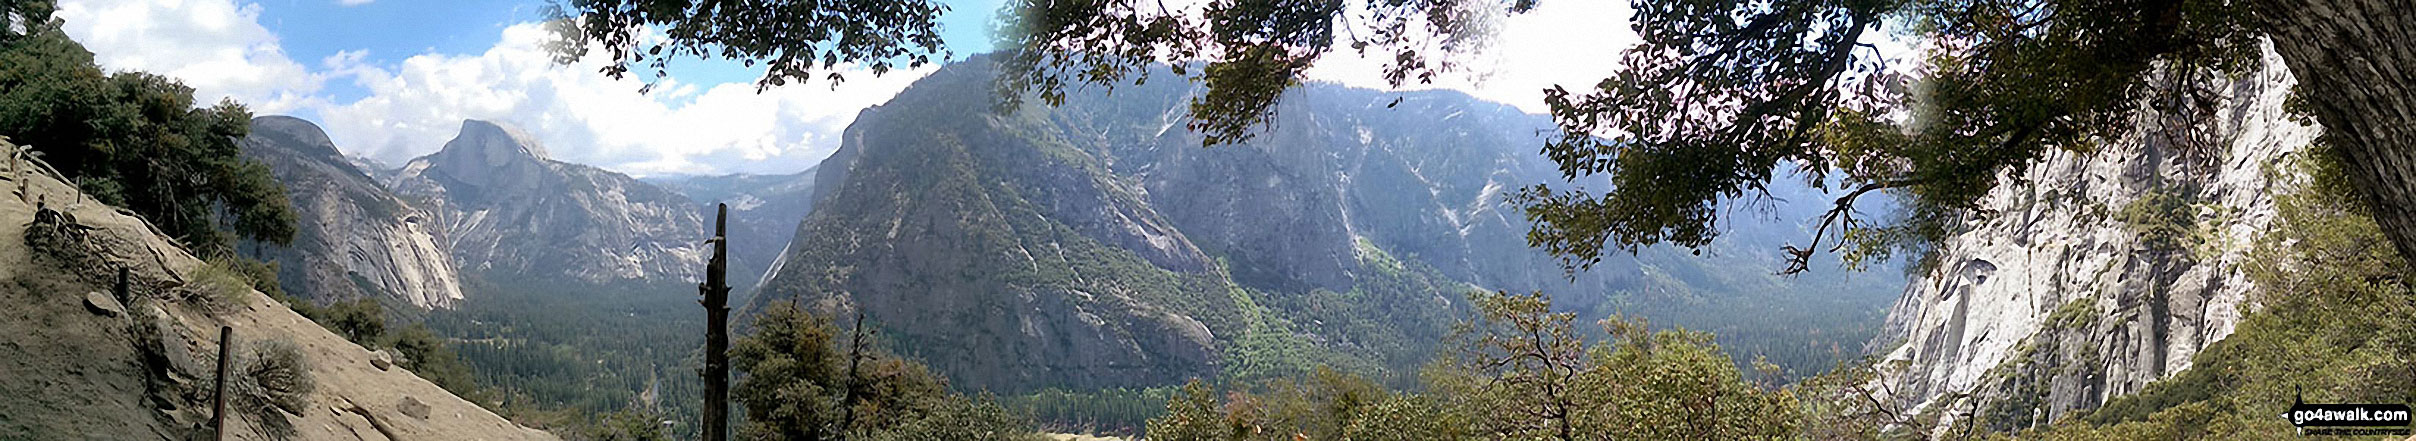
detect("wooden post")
[212,325,234,441]
[113,267,129,307]
[701,203,731,441]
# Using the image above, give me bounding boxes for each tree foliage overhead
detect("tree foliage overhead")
[542,0,950,92]
[558,0,2416,276]
[0,2,295,255]
[993,0,2269,274]
[982,0,2416,277]
[1521,0,2265,274]
[991,0,1534,146]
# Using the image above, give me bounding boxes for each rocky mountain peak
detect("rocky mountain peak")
[447,119,551,162]
[240,115,467,309]
[248,115,339,156]
[402,120,558,203]
[388,119,706,286]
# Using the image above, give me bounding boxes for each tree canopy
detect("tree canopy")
[0,3,295,255]
[997,0,2271,275]
[730,301,1038,440]
[542,0,950,92]
[560,0,2416,276]
[1141,291,1808,441]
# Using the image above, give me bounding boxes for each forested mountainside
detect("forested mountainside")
[1869,50,2320,432]
[388,120,707,285]
[240,116,721,434]
[754,56,1904,394]
[0,154,552,440]
[240,116,465,309]
[645,167,820,292]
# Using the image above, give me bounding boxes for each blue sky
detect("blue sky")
[246,0,1009,105]
[57,0,1625,176]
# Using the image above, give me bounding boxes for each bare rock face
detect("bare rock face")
[390,120,707,285]
[757,76,1232,392]
[242,116,467,309]
[1869,49,2318,432]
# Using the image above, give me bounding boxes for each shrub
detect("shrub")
[229,338,315,440]
[218,256,285,299]
[868,395,1043,441]
[186,258,257,312]
[317,298,385,345]
[2116,190,2196,253]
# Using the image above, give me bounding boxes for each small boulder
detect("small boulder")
[84,291,123,317]
[397,396,431,420]
[367,350,394,371]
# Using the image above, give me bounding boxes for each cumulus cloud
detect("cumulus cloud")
[56,0,325,113]
[314,22,931,176]
[56,0,928,176]
[50,0,1634,176]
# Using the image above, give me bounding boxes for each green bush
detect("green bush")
[186,258,257,312]
[733,301,1044,440]
[217,257,285,299]
[316,298,386,345]
[1144,291,1802,441]
[869,395,1044,441]
[2115,190,2196,253]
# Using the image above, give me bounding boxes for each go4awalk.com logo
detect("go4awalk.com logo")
[2286,394,2411,437]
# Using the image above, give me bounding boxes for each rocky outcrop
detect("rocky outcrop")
[390,120,707,285]
[1869,50,2318,431]
[0,157,553,440]
[242,116,466,309]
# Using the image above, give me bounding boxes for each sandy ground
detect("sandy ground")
[0,162,555,440]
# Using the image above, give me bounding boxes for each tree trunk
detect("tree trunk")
[702,204,731,441]
[2258,0,2416,268]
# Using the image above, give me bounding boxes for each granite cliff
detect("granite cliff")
[1869,50,2319,431]
[240,116,465,309]
[389,120,707,285]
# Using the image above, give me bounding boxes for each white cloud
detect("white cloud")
[313,23,932,176]
[1304,0,1636,115]
[54,0,927,177]
[47,0,1643,176]
[336,0,372,6]
[56,0,325,114]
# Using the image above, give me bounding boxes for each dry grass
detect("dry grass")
[183,258,255,313]
[227,338,316,440]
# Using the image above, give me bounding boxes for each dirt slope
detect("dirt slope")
[0,162,555,440]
